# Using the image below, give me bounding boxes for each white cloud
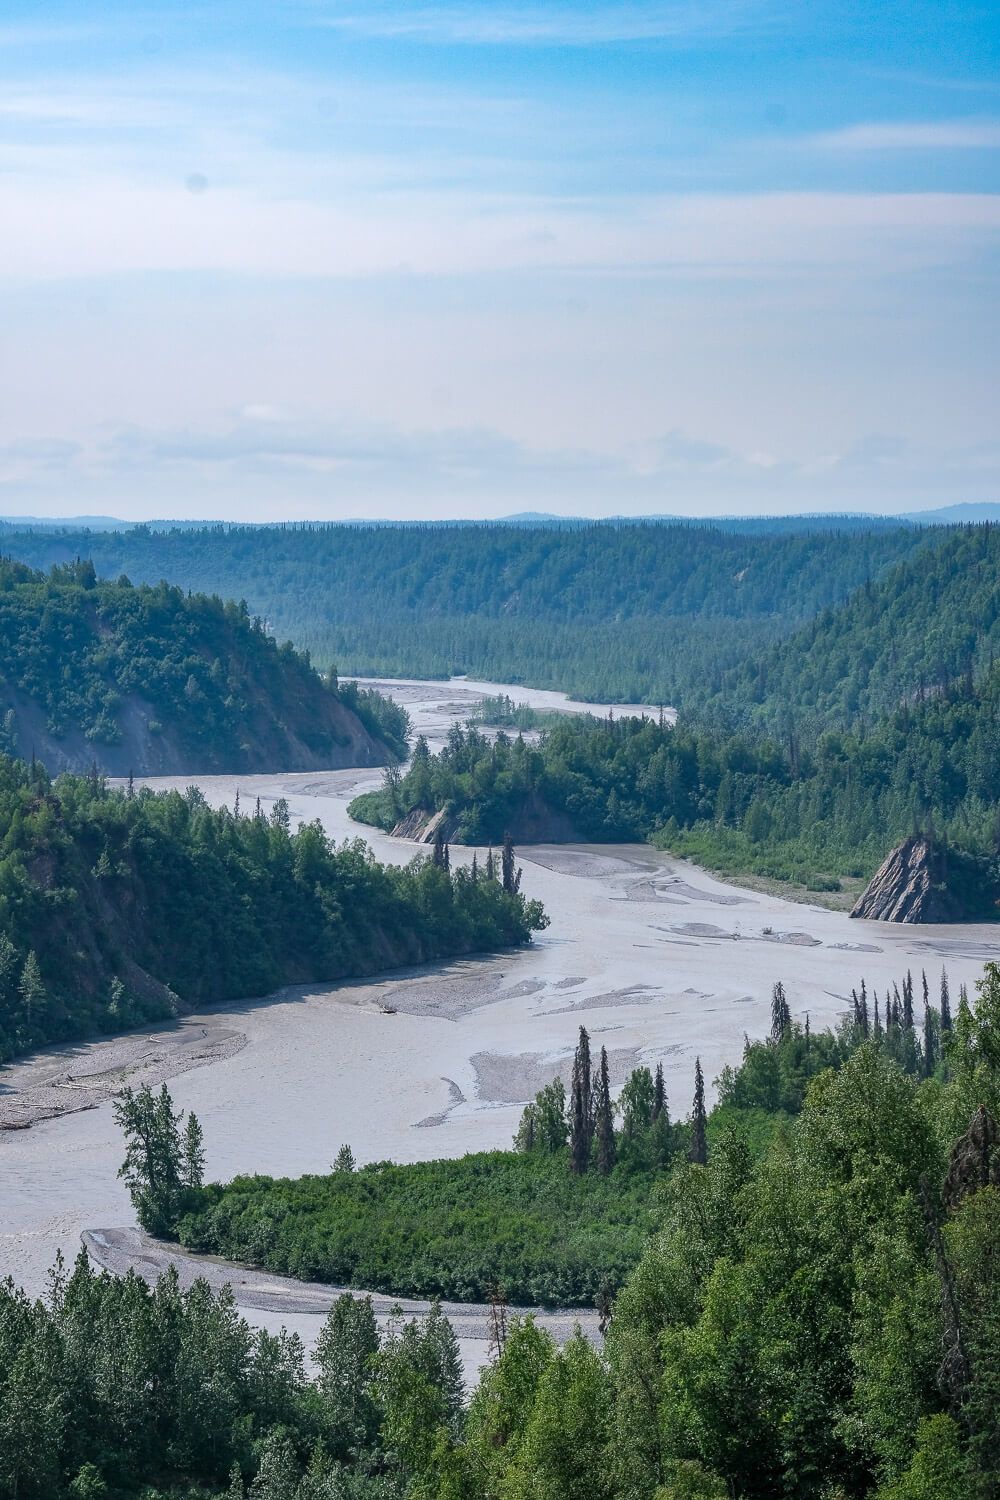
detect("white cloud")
[810,119,1000,150]
[2,166,997,282]
[313,1,776,46]
[4,412,997,521]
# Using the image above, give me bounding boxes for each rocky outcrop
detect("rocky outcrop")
[850,837,983,923]
[391,793,580,846]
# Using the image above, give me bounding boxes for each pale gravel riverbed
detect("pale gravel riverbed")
[3,675,999,1380]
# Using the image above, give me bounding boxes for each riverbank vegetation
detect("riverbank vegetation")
[349,666,1000,898]
[125,967,961,1308]
[0,755,546,1062]
[16,962,996,1497]
[465,693,573,732]
[0,557,409,773]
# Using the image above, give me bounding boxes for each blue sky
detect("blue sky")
[1,1,997,519]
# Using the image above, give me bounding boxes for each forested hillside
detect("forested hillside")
[352,665,1000,899]
[0,754,545,1062]
[701,522,1000,736]
[1,521,933,706]
[0,558,408,773]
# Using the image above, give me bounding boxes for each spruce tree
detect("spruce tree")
[923,1004,938,1079]
[689,1056,707,1166]
[770,980,791,1042]
[0,933,18,1006]
[941,967,953,1034]
[18,950,46,1032]
[501,834,520,895]
[182,1112,206,1189]
[903,972,914,1031]
[652,1061,666,1122]
[594,1046,615,1175]
[569,1026,594,1174]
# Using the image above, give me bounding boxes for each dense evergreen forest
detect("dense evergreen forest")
[7,965,997,1498]
[0,521,935,708]
[699,523,1000,737]
[350,661,1000,896]
[0,755,545,1062]
[0,558,409,773]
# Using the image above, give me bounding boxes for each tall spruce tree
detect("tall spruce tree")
[690,1057,708,1166]
[501,834,520,895]
[652,1061,666,1122]
[182,1111,206,1189]
[941,967,953,1034]
[595,1046,615,1176]
[923,1004,938,1079]
[569,1026,594,1174]
[770,980,791,1042]
[0,933,18,1008]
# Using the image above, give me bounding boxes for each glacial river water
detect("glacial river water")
[2,676,999,1374]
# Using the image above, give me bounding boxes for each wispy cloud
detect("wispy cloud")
[4,159,998,282]
[5,412,998,520]
[314,1,776,46]
[810,119,1000,150]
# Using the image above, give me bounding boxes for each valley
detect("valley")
[2,677,996,1380]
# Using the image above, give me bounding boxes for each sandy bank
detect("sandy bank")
[0,1020,247,1132]
[82,1226,601,1351]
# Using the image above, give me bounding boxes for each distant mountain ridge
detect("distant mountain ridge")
[3,502,996,529]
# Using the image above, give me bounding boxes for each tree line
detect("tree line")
[0,754,546,1062]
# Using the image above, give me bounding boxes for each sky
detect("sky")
[1,1,998,521]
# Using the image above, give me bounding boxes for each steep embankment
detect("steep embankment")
[0,754,546,1061]
[0,558,401,773]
